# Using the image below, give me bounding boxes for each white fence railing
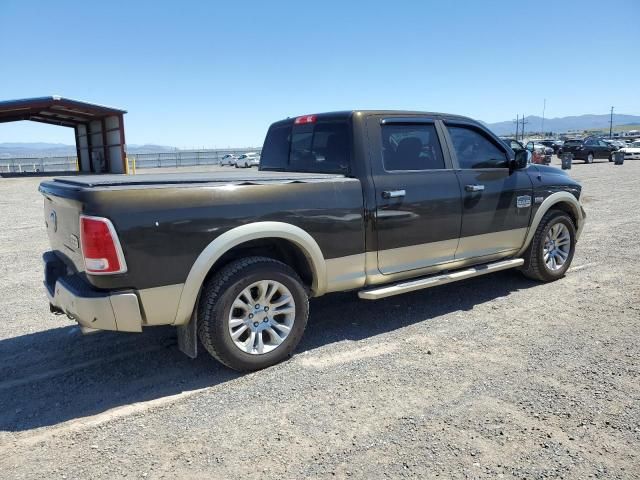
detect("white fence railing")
[0,148,261,174]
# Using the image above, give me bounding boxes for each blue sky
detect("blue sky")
[1,0,639,148]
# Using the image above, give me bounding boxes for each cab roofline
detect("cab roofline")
[271,110,476,126]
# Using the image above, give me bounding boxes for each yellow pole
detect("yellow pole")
[132,156,136,175]
[75,156,79,172]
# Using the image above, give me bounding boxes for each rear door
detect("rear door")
[368,117,462,275]
[597,139,612,159]
[443,121,533,260]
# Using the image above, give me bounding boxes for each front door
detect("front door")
[444,122,533,260]
[369,118,463,275]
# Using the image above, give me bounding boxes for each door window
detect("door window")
[381,124,445,171]
[448,126,509,169]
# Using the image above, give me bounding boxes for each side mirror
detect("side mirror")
[512,149,529,170]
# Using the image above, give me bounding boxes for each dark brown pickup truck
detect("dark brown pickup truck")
[40,110,586,371]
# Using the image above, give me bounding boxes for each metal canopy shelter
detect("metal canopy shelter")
[0,96,128,173]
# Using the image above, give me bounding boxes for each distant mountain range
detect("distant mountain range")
[486,114,640,136]
[2,113,639,157]
[0,143,176,159]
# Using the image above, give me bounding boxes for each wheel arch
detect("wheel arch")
[517,192,584,256]
[173,222,327,325]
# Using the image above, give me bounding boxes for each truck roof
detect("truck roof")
[271,110,477,125]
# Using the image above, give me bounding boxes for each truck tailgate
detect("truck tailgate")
[42,192,85,273]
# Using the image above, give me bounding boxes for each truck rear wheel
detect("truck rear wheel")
[197,256,309,371]
[520,210,576,282]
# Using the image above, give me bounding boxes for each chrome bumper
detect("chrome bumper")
[44,252,143,333]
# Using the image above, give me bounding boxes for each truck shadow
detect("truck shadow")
[0,270,535,432]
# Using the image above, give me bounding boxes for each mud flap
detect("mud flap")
[177,310,198,359]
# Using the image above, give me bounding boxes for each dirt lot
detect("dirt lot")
[0,159,638,479]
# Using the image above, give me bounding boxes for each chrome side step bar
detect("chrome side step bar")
[358,258,524,300]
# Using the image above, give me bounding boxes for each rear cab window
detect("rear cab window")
[381,123,445,171]
[260,114,351,174]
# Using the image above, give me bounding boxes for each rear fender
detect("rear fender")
[173,222,326,325]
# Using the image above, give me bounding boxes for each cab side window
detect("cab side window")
[381,124,445,171]
[448,126,509,169]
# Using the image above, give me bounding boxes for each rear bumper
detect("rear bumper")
[44,252,143,333]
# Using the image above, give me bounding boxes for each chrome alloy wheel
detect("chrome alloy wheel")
[543,223,571,271]
[228,280,296,355]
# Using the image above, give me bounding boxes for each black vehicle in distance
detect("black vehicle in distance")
[561,137,618,163]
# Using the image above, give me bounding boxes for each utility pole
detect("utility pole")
[541,99,546,137]
[513,114,519,139]
[609,106,614,138]
[520,115,529,141]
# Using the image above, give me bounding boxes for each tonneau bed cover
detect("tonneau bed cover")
[45,171,347,189]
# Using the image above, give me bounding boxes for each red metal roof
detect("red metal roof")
[0,96,126,128]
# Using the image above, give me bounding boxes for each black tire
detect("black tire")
[586,152,594,164]
[197,256,309,372]
[520,210,576,282]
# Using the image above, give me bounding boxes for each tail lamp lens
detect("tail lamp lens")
[79,215,127,274]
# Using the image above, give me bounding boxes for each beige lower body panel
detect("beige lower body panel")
[454,228,527,260]
[137,284,184,325]
[351,228,527,290]
[376,238,459,275]
[325,254,367,293]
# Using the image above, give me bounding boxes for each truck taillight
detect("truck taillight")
[79,215,127,274]
[294,114,317,125]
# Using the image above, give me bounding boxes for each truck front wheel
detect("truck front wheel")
[197,256,309,371]
[520,210,576,282]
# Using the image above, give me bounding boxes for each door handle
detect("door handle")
[465,184,485,192]
[381,189,406,199]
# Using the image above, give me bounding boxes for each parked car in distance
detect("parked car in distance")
[537,139,564,154]
[561,137,618,164]
[220,154,238,166]
[500,137,525,151]
[40,110,586,371]
[525,141,553,164]
[618,140,640,160]
[603,139,627,149]
[235,152,260,168]
[501,138,534,164]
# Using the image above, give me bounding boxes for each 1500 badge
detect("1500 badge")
[517,195,532,208]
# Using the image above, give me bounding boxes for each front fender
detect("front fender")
[516,191,585,256]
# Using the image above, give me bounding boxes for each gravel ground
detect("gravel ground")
[0,159,638,479]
